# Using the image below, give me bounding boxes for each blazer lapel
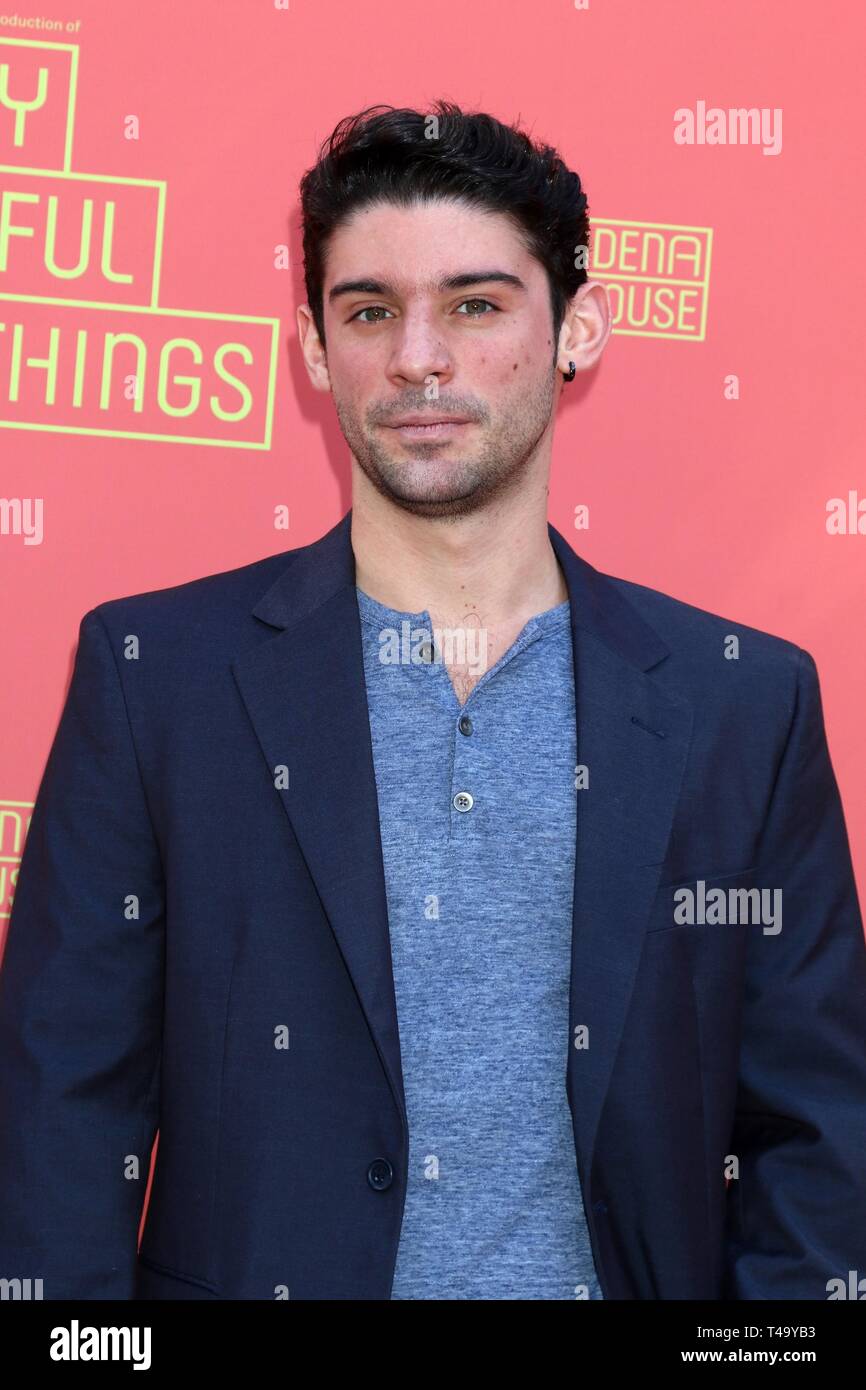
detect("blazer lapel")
[231,509,693,1183]
[231,511,408,1126]
[548,525,694,1194]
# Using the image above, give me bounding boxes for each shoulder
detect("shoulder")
[80,543,304,645]
[600,567,811,724]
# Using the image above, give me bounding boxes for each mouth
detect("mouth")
[383,419,473,442]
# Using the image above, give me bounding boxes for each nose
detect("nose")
[386,306,453,388]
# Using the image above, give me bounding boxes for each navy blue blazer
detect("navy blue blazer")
[2,508,865,1300]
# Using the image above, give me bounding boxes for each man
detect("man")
[1,101,865,1301]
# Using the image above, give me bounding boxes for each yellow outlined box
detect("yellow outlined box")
[0,37,79,173]
[591,219,713,341]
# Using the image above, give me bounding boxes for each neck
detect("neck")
[350,463,568,628]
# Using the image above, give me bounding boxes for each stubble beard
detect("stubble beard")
[333,371,556,521]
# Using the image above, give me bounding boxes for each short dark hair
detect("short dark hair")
[299,101,590,359]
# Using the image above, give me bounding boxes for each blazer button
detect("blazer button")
[367,1158,394,1191]
[593,1198,608,1215]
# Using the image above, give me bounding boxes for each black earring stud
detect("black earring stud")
[562,360,576,382]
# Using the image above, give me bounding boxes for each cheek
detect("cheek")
[330,356,378,408]
[507,355,533,376]
[472,345,533,384]
[491,348,536,386]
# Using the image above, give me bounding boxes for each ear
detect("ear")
[297,303,331,392]
[555,281,612,377]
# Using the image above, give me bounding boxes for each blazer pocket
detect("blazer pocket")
[656,864,755,891]
[136,1251,221,1299]
[646,866,759,934]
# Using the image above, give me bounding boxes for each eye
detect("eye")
[351,305,394,323]
[350,298,499,323]
[456,298,497,316]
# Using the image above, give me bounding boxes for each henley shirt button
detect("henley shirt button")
[453,791,474,812]
[418,642,434,663]
[458,715,473,736]
[367,1158,394,1191]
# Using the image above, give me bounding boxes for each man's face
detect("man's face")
[316,198,561,519]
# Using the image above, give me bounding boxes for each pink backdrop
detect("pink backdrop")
[3,0,864,953]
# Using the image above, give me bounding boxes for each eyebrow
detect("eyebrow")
[327,270,527,304]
